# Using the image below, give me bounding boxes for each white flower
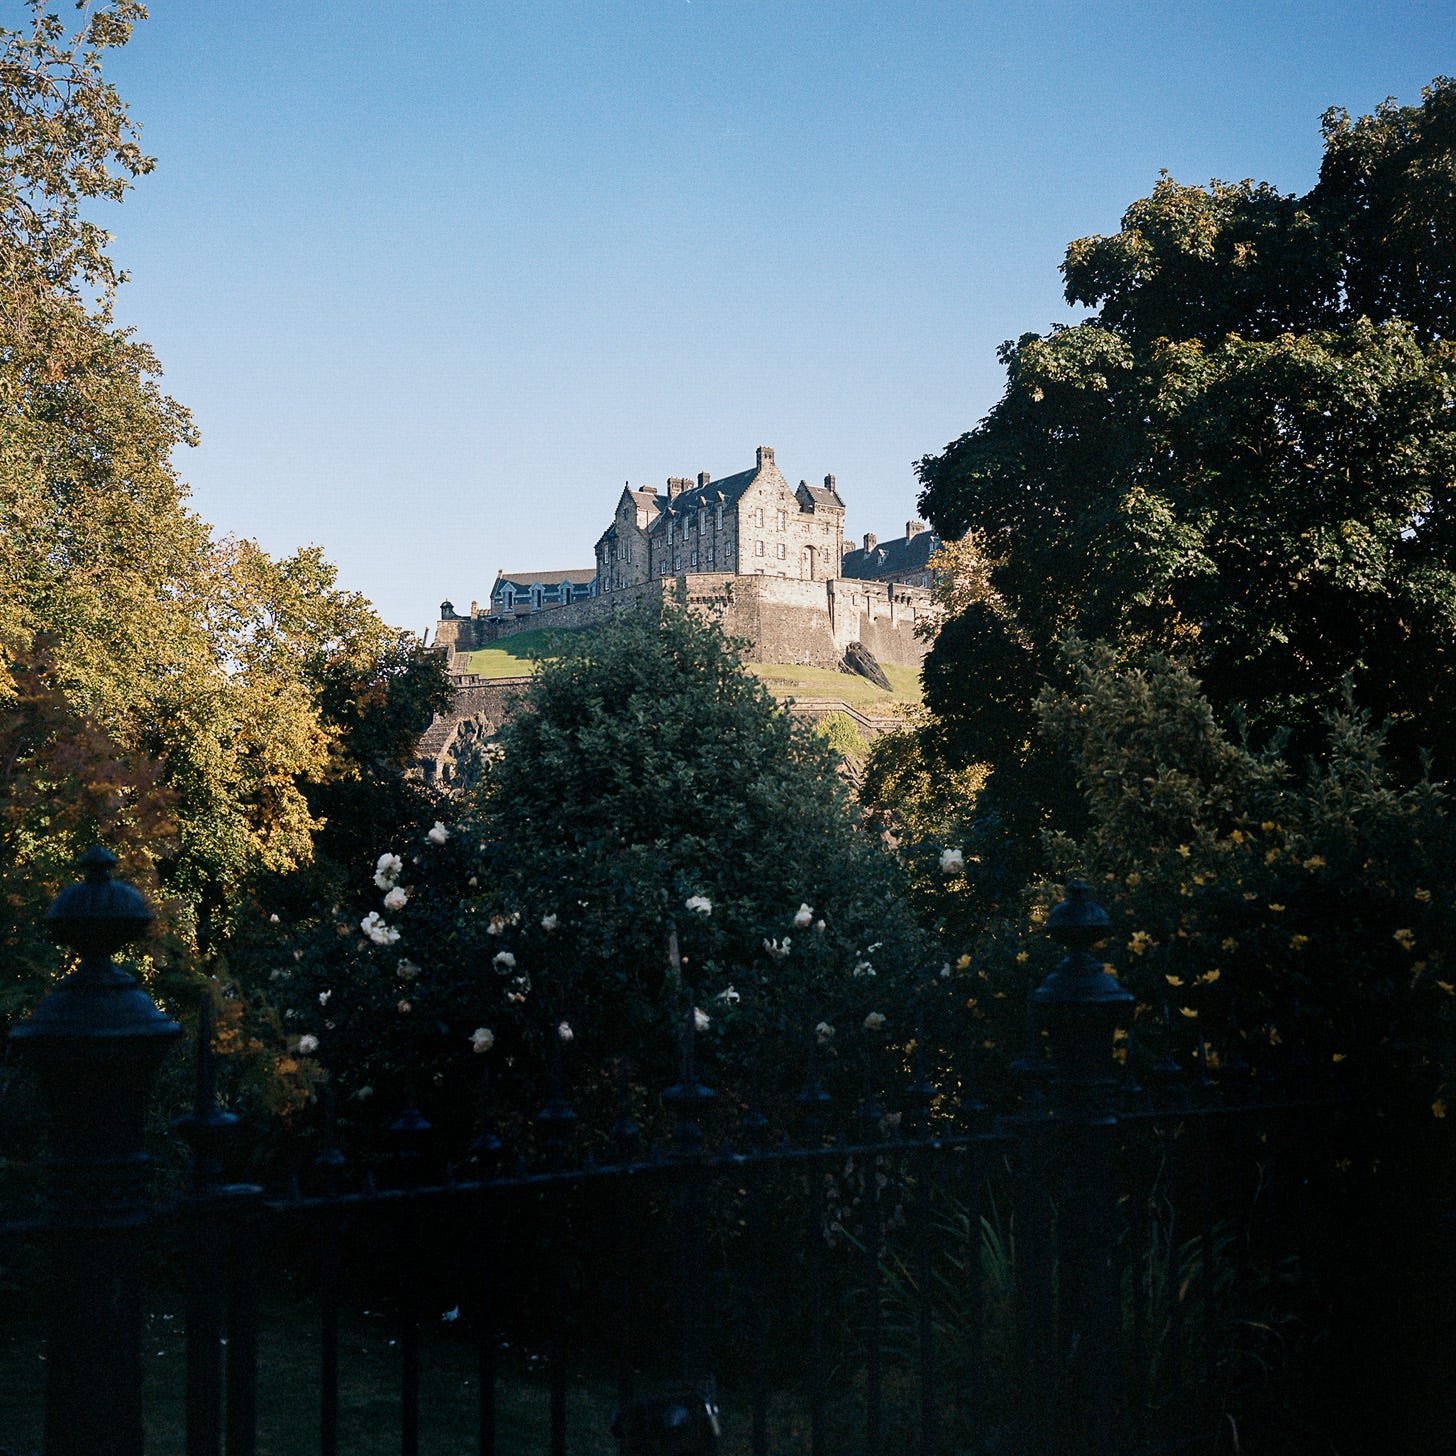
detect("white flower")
[354,1085,374,1100]
[815,1021,835,1046]
[685,894,712,916]
[763,936,791,960]
[268,912,280,924]
[383,886,409,912]
[694,1007,710,1032]
[427,820,450,845]
[468,876,479,888]
[318,990,332,1006]
[939,962,952,978]
[715,985,741,1005]
[486,914,507,936]
[397,959,420,980]
[541,913,559,932]
[813,919,826,934]
[863,1011,887,1032]
[493,950,516,973]
[397,999,412,1014]
[939,848,965,876]
[360,911,400,946]
[470,1026,495,1053]
[853,960,876,978]
[297,1034,319,1054]
[374,852,403,890]
[557,1020,574,1042]
[793,903,814,929]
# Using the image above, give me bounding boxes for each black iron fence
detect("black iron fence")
[2,853,1347,1456]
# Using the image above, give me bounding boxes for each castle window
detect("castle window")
[675,554,682,571]
[698,508,706,534]
[776,542,785,560]
[707,549,714,565]
[691,550,698,568]
[715,505,723,529]
[755,507,764,528]
[777,509,786,531]
[755,541,764,557]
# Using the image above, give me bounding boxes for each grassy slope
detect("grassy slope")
[458,630,558,678]
[460,634,923,712]
[748,661,923,710]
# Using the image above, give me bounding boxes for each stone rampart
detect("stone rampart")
[435,573,932,673]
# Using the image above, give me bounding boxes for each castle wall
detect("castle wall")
[438,573,931,671]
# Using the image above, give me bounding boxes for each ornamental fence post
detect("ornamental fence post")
[9,847,181,1456]
[1029,881,1134,1456]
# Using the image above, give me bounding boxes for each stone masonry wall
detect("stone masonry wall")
[436,574,930,671]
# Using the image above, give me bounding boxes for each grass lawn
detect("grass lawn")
[748,661,922,710]
[0,1297,843,1456]
[457,637,924,713]
[457,630,559,679]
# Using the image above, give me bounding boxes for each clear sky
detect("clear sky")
[98,1,1454,635]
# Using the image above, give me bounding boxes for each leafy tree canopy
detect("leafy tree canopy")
[917,79,1456,784]
[245,600,931,1137]
[0,4,447,1035]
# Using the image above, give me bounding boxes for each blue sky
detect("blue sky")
[100,1,1454,634]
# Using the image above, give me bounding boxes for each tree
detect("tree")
[248,599,931,1138]
[0,4,445,1051]
[917,80,1456,787]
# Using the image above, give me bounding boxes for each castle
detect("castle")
[434,445,940,671]
[422,447,941,782]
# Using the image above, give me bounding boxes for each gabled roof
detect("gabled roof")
[796,480,845,512]
[654,467,758,523]
[841,529,941,581]
[495,568,597,592]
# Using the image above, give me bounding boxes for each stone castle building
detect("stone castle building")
[436,446,938,667]
[423,447,941,781]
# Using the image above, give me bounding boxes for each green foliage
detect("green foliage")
[0,4,446,1130]
[815,710,868,760]
[246,600,931,1134]
[917,80,1456,777]
[911,646,1456,1107]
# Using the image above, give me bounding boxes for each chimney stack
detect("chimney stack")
[698,471,711,488]
[906,520,926,538]
[824,474,836,492]
[756,445,775,469]
[667,477,689,499]
[863,533,877,553]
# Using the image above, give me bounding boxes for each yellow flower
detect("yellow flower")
[1290,934,1309,951]
[956,953,972,970]
[1179,1007,1198,1019]
[1125,871,1142,888]
[1434,1100,1447,1120]
[1269,1027,1282,1046]
[1303,856,1326,871]
[1414,887,1432,903]
[1129,931,1155,956]
[1268,903,1285,913]
[1437,981,1454,995]
[1229,829,1244,844]
[1394,928,1416,951]
[1332,1053,1346,1063]
[1176,844,1191,858]
[1260,821,1277,833]
[1014,951,1029,965]
[1199,969,1222,984]
[1165,974,1185,987]
[1264,848,1279,865]
[1221,937,1239,952]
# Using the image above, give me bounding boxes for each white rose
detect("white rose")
[297,1034,319,1054]
[383,886,409,912]
[470,1027,495,1053]
[427,821,450,845]
[793,903,814,928]
[939,848,965,876]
